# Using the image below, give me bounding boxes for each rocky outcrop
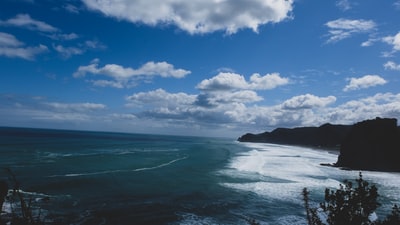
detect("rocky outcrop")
[238,123,352,149]
[238,117,400,172]
[335,117,400,171]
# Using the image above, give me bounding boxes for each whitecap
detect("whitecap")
[222,142,400,206]
[48,156,188,177]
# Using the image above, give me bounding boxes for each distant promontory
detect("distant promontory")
[238,117,400,172]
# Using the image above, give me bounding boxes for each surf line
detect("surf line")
[133,156,188,172]
[48,156,188,178]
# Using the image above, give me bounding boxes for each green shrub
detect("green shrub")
[303,172,400,225]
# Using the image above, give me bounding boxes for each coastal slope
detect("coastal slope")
[237,123,352,149]
[238,118,400,172]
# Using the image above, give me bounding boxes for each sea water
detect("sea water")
[0,127,399,224]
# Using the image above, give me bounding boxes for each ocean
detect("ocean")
[0,127,399,225]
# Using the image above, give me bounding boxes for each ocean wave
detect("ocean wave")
[275,215,307,225]
[176,213,217,225]
[48,156,188,178]
[39,147,181,160]
[221,142,400,207]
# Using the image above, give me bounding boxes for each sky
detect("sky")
[0,0,400,138]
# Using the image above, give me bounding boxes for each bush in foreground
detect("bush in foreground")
[303,172,400,225]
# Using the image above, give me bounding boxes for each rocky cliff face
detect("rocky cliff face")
[335,117,400,171]
[238,117,400,172]
[238,123,352,149]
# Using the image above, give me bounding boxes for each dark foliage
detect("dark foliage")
[1,168,44,225]
[303,172,400,225]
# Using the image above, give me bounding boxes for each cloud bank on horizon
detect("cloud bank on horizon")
[0,0,399,137]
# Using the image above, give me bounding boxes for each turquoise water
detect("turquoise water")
[1,127,399,224]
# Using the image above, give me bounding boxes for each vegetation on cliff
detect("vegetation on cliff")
[238,117,400,172]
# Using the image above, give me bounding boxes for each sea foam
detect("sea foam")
[221,142,400,206]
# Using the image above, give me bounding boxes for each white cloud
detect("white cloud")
[361,38,379,47]
[0,95,108,126]
[384,61,400,71]
[126,88,197,108]
[134,61,190,78]
[382,31,400,52]
[45,102,107,112]
[0,32,23,47]
[53,44,83,58]
[64,4,80,14]
[74,60,191,88]
[0,14,58,32]
[53,41,105,58]
[74,60,190,79]
[81,0,294,34]
[281,94,336,110]
[325,18,376,43]
[248,73,290,90]
[90,80,125,89]
[48,32,79,41]
[1,14,105,59]
[196,90,263,107]
[211,90,263,104]
[336,0,352,11]
[196,72,289,91]
[2,91,400,137]
[343,75,387,91]
[125,88,264,127]
[196,72,247,91]
[0,32,48,60]
[327,93,400,124]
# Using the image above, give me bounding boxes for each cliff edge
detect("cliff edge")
[335,117,400,171]
[238,123,352,149]
[238,117,400,172]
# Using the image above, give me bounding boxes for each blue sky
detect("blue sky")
[1,0,400,137]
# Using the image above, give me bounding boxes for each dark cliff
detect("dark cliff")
[335,117,400,171]
[238,117,400,172]
[238,123,352,149]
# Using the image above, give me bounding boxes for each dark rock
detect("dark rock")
[335,117,400,171]
[238,117,400,172]
[238,123,352,149]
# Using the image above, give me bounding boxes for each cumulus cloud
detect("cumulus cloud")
[81,0,294,34]
[74,60,191,88]
[281,94,336,110]
[122,85,400,133]
[126,88,196,108]
[196,72,289,91]
[382,31,400,52]
[327,93,400,124]
[124,88,265,127]
[0,32,48,60]
[325,18,376,43]
[0,14,58,32]
[124,86,332,131]
[196,90,263,107]
[3,91,400,136]
[343,75,387,91]
[384,61,400,71]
